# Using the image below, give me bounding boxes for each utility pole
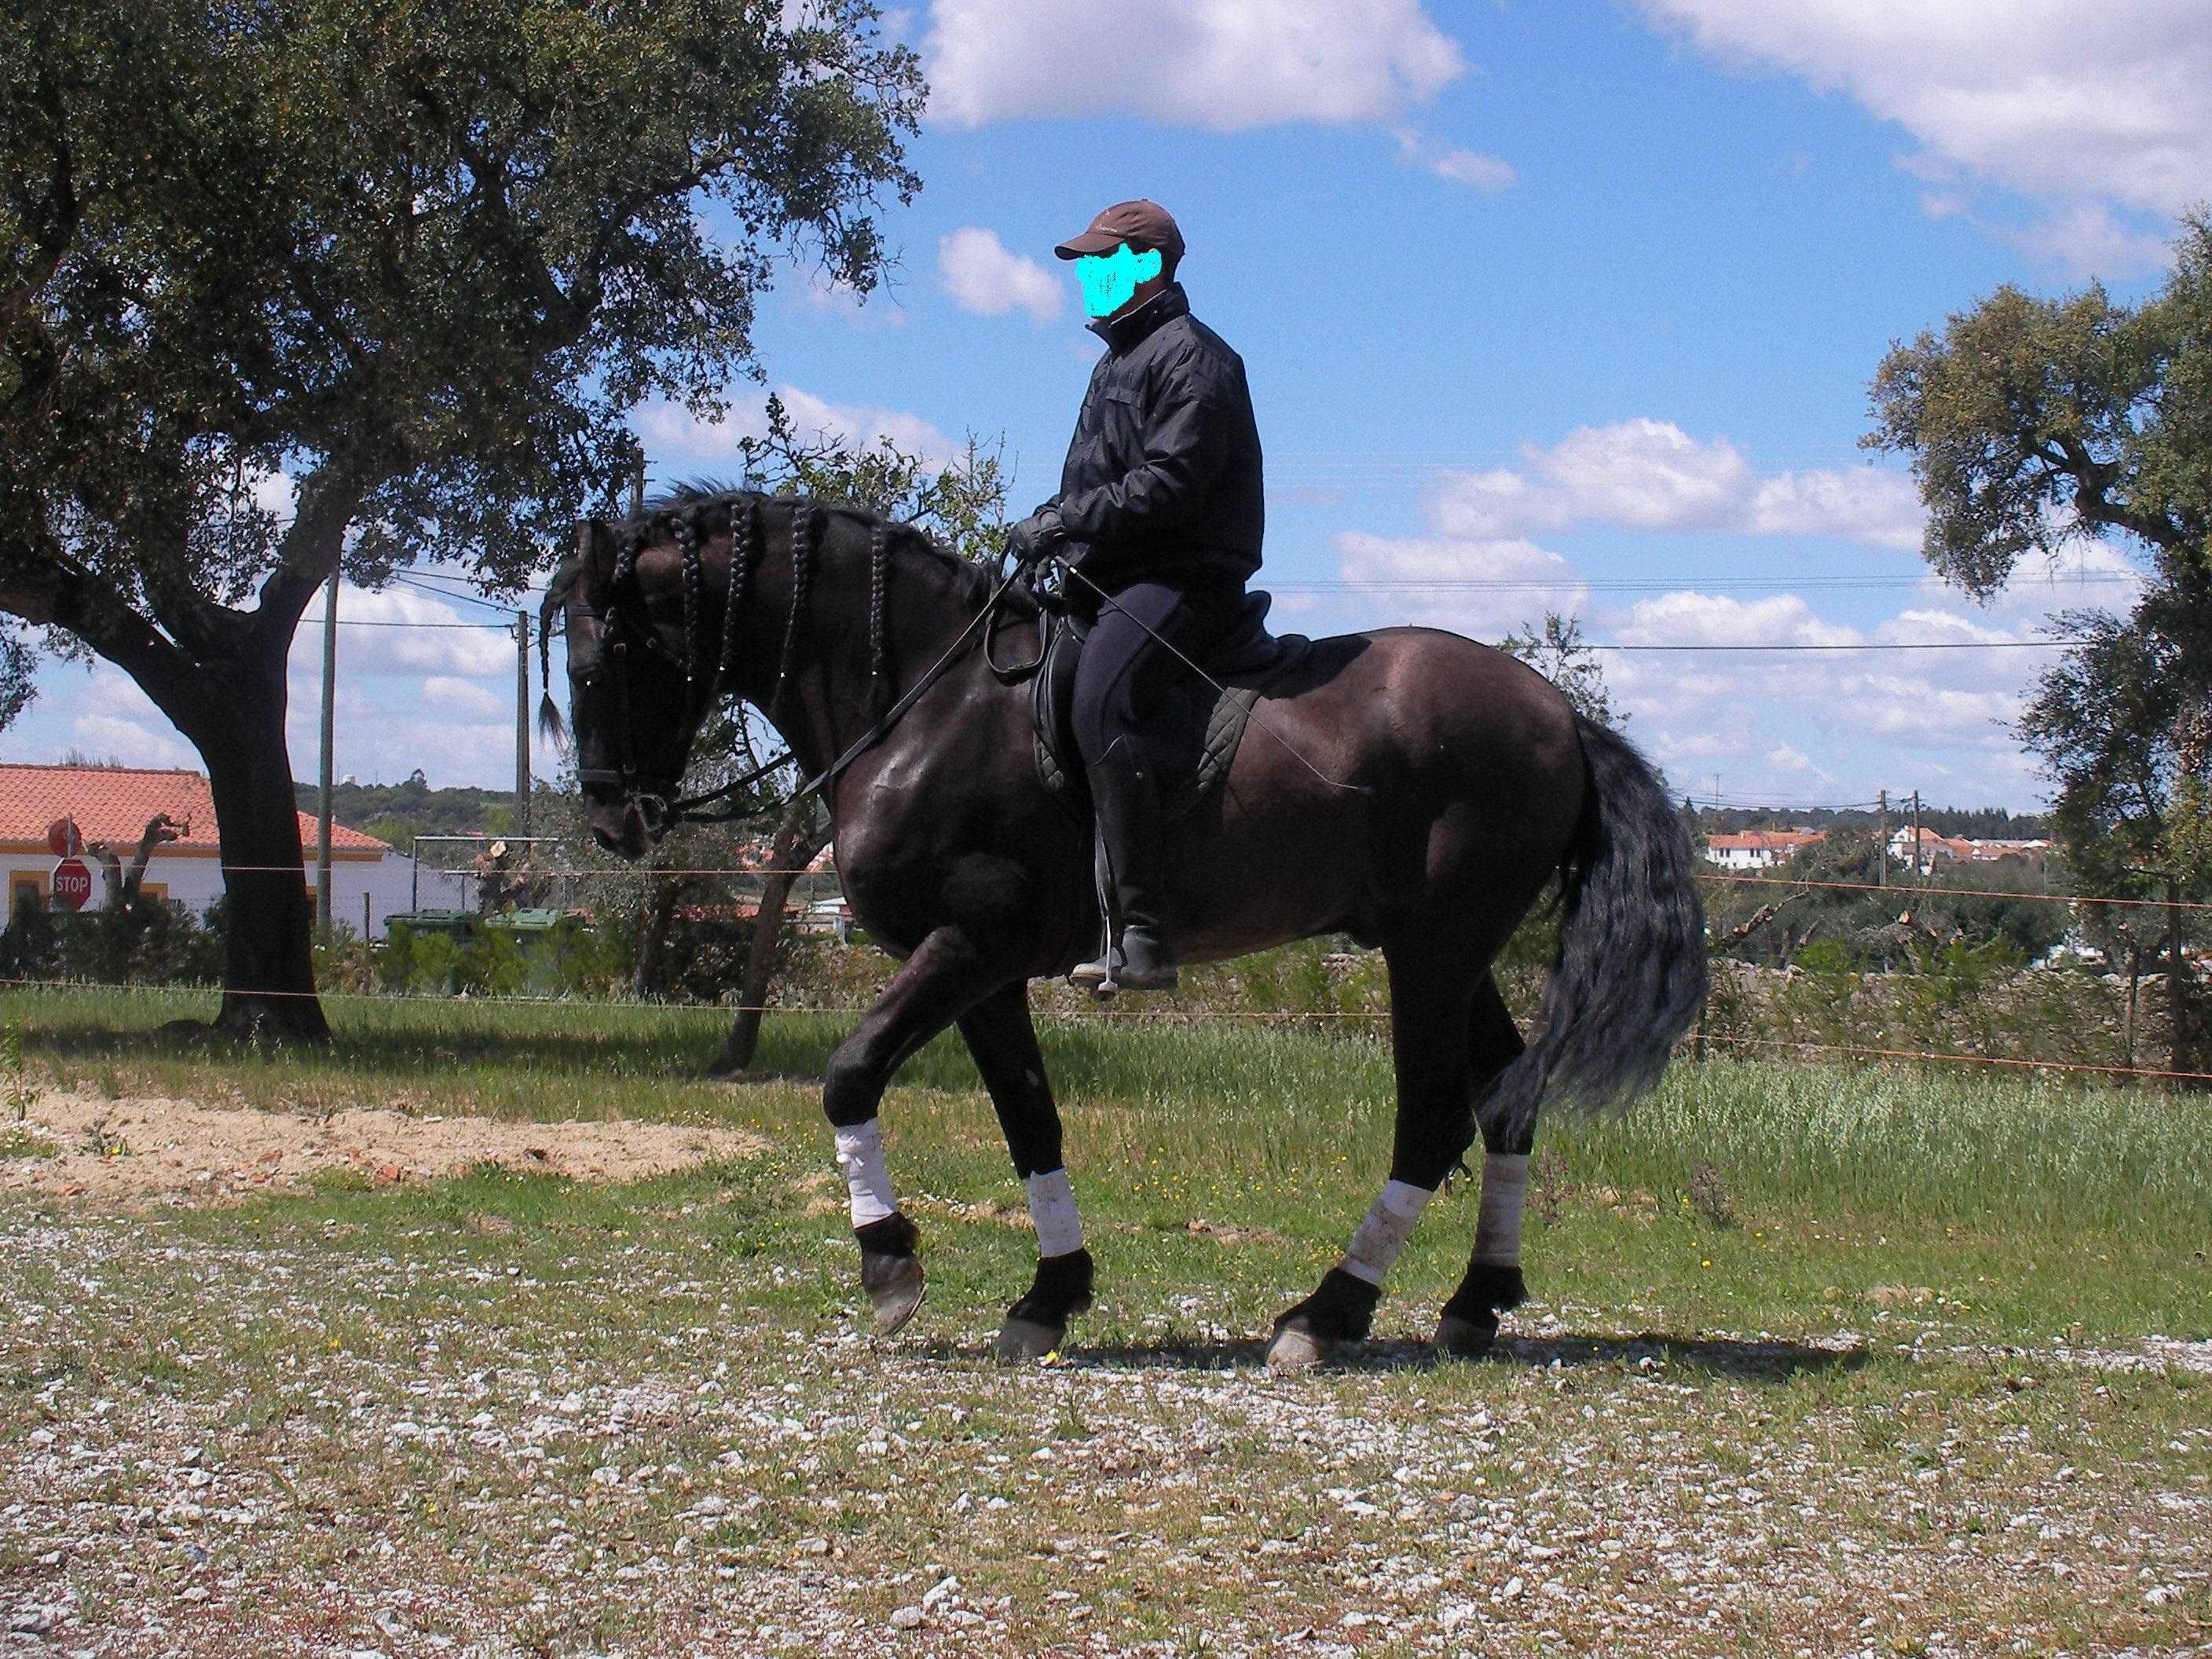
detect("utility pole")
[316,569,338,934]
[1910,789,1923,879]
[1877,789,1888,888]
[515,610,532,833]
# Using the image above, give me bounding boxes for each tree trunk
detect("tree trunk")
[632,877,683,1000]
[190,665,330,1042]
[707,807,828,1079]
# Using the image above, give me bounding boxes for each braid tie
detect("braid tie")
[676,507,702,687]
[868,521,892,714]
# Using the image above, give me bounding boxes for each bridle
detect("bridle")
[560,494,777,824]
[551,493,1024,833]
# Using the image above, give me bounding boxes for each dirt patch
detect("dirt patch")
[0,1090,761,1209]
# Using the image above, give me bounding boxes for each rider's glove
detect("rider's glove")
[1005,505,1067,566]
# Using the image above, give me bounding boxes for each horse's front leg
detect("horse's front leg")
[958,983,1093,1361]
[823,925,1005,1335]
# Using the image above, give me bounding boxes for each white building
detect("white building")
[1704,830,1826,870]
[0,763,416,938]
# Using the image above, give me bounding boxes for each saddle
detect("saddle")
[1027,588,1309,822]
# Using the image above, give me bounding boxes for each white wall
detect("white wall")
[2,848,419,939]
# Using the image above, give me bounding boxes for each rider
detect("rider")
[1005,200,1265,992]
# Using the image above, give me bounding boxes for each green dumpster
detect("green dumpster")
[382,910,480,994]
[484,908,577,996]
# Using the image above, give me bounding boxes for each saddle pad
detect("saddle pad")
[1034,622,1309,822]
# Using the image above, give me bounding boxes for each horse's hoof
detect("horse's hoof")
[1265,1320,1332,1372]
[865,1255,926,1337]
[1434,1311,1500,1361]
[993,1315,1064,1363]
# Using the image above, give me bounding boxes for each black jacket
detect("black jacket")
[1054,284,1264,592]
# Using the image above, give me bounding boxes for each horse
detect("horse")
[543,486,1707,1368]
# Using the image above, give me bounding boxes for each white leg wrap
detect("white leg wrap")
[1339,1179,1434,1287]
[833,1120,897,1228]
[1024,1168,1085,1258]
[1474,1152,1529,1266]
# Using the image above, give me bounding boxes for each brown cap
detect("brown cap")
[1053,199,1185,265]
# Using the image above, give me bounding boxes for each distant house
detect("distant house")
[0,763,417,937]
[1887,829,2052,872]
[1704,830,1826,870]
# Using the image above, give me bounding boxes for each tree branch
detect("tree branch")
[252,463,367,646]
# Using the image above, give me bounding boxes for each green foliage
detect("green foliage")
[1496,611,1621,729]
[0,895,223,988]
[1866,212,2212,591]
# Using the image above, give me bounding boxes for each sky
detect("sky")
[5,0,2207,814]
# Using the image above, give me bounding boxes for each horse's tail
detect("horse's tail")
[1482,715,1708,1147]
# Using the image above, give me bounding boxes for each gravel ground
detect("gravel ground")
[3,1208,2207,1659]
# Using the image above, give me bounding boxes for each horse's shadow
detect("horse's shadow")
[915,1331,1867,1382]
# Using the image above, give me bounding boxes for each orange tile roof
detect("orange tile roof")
[0,764,389,855]
[1708,830,1826,851]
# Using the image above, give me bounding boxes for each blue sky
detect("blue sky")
[6,1,2205,811]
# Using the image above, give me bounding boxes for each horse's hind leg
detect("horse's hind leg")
[957,983,1094,1361]
[1265,948,1477,1371]
[1437,976,1534,1360]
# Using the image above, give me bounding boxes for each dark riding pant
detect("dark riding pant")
[1070,579,1240,765]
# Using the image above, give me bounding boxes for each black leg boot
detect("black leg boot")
[1071,737,1177,994]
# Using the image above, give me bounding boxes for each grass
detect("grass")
[1,983,2208,1654]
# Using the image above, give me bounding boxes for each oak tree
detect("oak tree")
[0,0,923,1035]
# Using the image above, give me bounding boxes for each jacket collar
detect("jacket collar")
[1087,282,1188,350]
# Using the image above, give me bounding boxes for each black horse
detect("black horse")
[546,488,1706,1368]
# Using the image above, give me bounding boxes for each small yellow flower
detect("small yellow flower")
[1701,1259,1712,1269]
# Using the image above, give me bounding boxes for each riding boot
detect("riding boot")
[1071,738,1178,993]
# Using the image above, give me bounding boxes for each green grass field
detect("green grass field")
[2,983,2207,1655]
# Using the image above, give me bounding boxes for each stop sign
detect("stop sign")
[51,857,93,911]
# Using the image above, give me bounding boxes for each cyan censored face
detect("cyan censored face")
[1075,244,1163,318]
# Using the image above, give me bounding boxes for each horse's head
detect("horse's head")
[543,518,707,860]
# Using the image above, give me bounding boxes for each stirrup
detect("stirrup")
[1070,946,1120,989]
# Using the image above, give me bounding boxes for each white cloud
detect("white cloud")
[71,714,195,770]
[1431,419,1923,549]
[1333,531,1588,641]
[1392,128,1515,192]
[1636,0,2207,271]
[936,227,1063,324]
[773,388,961,467]
[925,0,1465,130]
[422,676,504,718]
[295,583,515,678]
[634,384,961,472]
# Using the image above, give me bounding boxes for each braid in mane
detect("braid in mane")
[717,496,761,693]
[674,505,702,687]
[769,501,817,718]
[867,520,892,716]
